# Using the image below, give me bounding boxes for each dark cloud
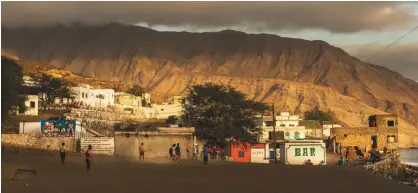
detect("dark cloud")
[1,2,416,33]
[346,44,418,80]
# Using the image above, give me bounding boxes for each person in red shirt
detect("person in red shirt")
[85,145,93,172]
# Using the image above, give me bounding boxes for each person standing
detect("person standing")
[139,143,145,162]
[192,144,198,160]
[85,145,93,172]
[175,143,181,161]
[345,147,350,161]
[60,142,66,164]
[171,144,176,161]
[202,145,209,165]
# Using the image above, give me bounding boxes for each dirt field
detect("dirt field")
[2,152,417,193]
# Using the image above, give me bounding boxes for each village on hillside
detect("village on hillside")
[3,73,404,167]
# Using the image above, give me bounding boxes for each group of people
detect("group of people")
[59,142,214,171]
[59,142,93,172]
[169,143,182,161]
[304,159,326,166]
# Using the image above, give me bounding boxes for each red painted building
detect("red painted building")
[230,143,265,163]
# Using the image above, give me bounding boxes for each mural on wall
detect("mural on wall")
[41,120,76,137]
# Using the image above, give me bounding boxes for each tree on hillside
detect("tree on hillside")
[127,84,145,96]
[29,72,74,108]
[304,107,333,124]
[182,83,269,145]
[1,57,26,118]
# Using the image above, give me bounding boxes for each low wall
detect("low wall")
[19,122,41,134]
[114,133,204,158]
[1,134,75,152]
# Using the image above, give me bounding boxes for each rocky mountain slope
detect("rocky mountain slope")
[2,23,418,146]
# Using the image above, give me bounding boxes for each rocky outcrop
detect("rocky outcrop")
[364,150,418,185]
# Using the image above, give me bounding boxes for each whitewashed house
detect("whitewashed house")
[255,112,307,161]
[322,121,342,138]
[17,95,39,116]
[152,103,182,119]
[258,112,306,141]
[71,84,92,106]
[71,84,115,108]
[91,89,115,108]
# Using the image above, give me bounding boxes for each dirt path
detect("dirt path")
[2,153,416,193]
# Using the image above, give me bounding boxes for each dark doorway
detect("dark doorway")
[371,136,377,149]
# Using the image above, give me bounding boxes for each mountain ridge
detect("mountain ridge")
[2,23,418,146]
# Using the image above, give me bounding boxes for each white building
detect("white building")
[152,103,182,119]
[257,112,306,141]
[91,89,115,108]
[280,140,326,165]
[23,76,38,87]
[322,121,342,138]
[71,84,92,106]
[18,95,39,116]
[71,84,114,108]
[142,93,151,106]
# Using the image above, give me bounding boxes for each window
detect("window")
[289,124,295,127]
[30,101,35,108]
[387,120,395,127]
[265,121,273,127]
[294,132,300,140]
[238,151,245,158]
[285,132,290,137]
[161,109,164,111]
[280,124,286,127]
[82,93,84,98]
[387,135,395,143]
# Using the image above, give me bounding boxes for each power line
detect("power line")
[365,24,418,62]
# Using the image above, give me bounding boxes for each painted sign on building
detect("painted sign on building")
[280,141,326,165]
[81,137,115,155]
[41,120,76,137]
[251,144,267,163]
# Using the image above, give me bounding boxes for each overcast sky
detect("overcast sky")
[2,1,417,80]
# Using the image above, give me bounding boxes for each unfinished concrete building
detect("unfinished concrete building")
[331,114,398,152]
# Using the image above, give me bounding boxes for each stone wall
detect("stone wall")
[67,108,146,122]
[1,134,75,152]
[114,134,138,157]
[369,114,398,127]
[332,127,398,151]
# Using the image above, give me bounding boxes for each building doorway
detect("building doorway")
[371,136,377,149]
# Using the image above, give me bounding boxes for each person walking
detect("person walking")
[85,145,93,172]
[169,145,174,160]
[139,143,145,162]
[175,143,181,161]
[202,145,209,165]
[59,142,66,164]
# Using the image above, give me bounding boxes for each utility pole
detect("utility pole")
[272,103,277,164]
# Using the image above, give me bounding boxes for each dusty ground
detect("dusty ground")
[2,152,417,193]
